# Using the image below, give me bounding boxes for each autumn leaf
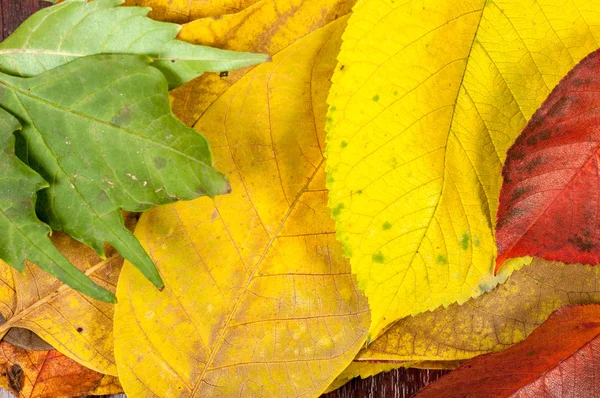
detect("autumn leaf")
[0,215,135,376]
[496,48,600,270]
[0,341,114,398]
[325,0,600,338]
[0,0,267,89]
[114,15,371,397]
[0,108,115,302]
[122,0,261,23]
[169,0,355,126]
[350,258,600,366]
[416,304,600,397]
[0,54,234,293]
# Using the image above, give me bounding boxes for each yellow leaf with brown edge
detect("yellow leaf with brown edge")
[169,0,355,126]
[0,213,138,376]
[355,258,600,364]
[0,341,112,398]
[325,0,600,339]
[114,15,370,397]
[122,0,262,23]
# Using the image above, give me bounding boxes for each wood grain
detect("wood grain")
[0,2,449,397]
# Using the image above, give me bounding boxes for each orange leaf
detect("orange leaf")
[0,342,116,398]
[417,304,600,397]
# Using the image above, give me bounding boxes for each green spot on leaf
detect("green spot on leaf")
[382,221,392,230]
[436,255,447,264]
[460,233,469,250]
[372,94,380,102]
[372,252,384,263]
[340,141,348,148]
[332,203,345,217]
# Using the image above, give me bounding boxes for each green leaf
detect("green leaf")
[0,0,268,89]
[0,107,115,303]
[0,54,229,289]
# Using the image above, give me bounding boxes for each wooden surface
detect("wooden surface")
[0,2,450,397]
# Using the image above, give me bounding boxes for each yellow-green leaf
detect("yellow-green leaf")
[326,0,600,337]
[357,258,600,363]
[114,15,370,397]
[170,0,355,125]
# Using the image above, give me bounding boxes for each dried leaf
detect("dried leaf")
[0,341,108,398]
[122,0,262,23]
[2,329,53,352]
[358,258,600,364]
[417,304,600,397]
[325,0,600,338]
[114,15,371,397]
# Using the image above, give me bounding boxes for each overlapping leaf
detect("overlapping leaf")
[122,0,262,23]
[0,0,267,89]
[114,14,371,397]
[497,49,600,269]
[0,341,118,398]
[0,214,136,375]
[0,108,114,302]
[0,54,233,292]
[170,0,355,125]
[417,304,600,397]
[326,0,600,338]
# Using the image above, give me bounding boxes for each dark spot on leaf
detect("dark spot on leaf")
[153,157,167,169]
[219,71,229,78]
[382,221,392,230]
[568,235,595,252]
[340,141,348,148]
[547,96,578,118]
[110,106,131,127]
[436,255,447,264]
[340,65,345,70]
[525,156,543,173]
[8,364,23,393]
[527,350,536,357]
[96,191,110,203]
[332,203,345,217]
[372,252,384,263]
[372,94,380,102]
[539,129,551,141]
[511,149,525,161]
[511,186,531,202]
[573,78,592,87]
[171,59,176,63]
[77,327,83,333]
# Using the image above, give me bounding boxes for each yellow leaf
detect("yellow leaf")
[169,0,355,126]
[0,214,138,375]
[357,258,600,362]
[326,0,600,338]
[122,0,261,23]
[114,15,370,397]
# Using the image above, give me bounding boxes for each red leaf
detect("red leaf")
[415,304,600,398]
[0,342,114,398]
[496,49,600,271]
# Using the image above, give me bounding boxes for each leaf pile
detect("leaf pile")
[4,0,600,396]
[0,0,267,301]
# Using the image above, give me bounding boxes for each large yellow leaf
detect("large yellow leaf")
[356,258,600,363]
[169,0,355,125]
[122,0,262,23]
[0,214,138,375]
[326,0,600,338]
[114,15,370,397]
